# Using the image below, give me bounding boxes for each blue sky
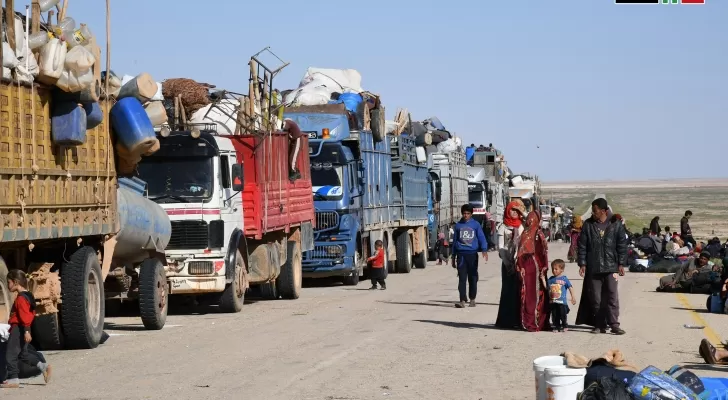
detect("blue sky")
[69,0,726,181]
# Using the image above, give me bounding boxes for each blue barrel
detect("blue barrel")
[115,177,172,264]
[84,102,103,130]
[51,101,87,145]
[110,97,156,154]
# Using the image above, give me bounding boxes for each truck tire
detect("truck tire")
[428,250,437,262]
[414,251,427,269]
[278,241,303,299]
[395,232,412,274]
[342,251,360,286]
[60,246,105,349]
[370,106,385,142]
[220,250,246,312]
[32,313,63,350]
[260,281,278,300]
[139,258,168,330]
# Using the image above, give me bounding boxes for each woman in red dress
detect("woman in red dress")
[516,210,550,332]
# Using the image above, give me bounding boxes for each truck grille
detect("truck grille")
[168,220,209,250]
[315,211,339,232]
[188,261,214,275]
[307,244,346,260]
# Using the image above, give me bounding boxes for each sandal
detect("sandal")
[699,339,728,365]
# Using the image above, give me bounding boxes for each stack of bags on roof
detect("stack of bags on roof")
[399,115,463,160]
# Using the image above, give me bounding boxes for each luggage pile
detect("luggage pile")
[283,67,387,141]
[398,115,464,161]
[1,1,164,174]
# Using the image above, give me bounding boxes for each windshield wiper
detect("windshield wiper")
[150,194,190,203]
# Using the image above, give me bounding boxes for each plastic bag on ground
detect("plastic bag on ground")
[578,377,632,400]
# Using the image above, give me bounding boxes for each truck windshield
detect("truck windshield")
[468,190,484,207]
[137,156,214,201]
[311,163,343,188]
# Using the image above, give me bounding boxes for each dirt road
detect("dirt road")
[7,242,728,399]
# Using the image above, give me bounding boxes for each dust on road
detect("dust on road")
[7,243,727,400]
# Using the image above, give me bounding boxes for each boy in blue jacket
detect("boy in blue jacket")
[451,204,489,308]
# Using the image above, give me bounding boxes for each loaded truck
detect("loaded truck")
[427,151,468,260]
[135,123,315,308]
[0,82,173,350]
[283,103,430,284]
[468,151,509,248]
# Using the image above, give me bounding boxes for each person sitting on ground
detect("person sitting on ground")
[1,270,52,388]
[705,237,722,259]
[367,240,386,290]
[658,251,716,292]
[699,339,728,365]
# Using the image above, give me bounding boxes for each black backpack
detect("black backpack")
[579,377,634,400]
[18,291,36,312]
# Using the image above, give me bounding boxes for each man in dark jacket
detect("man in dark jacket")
[681,210,696,248]
[576,198,627,335]
[451,204,488,309]
[649,216,661,236]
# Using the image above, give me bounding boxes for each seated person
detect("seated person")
[658,252,716,292]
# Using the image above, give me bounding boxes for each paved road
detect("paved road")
[7,243,728,399]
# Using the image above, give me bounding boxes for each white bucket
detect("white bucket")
[544,366,587,400]
[533,356,566,400]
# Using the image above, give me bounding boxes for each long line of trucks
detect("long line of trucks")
[0,2,507,354]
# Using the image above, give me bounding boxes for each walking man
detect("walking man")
[681,210,696,249]
[575,198,627,335]
[452,204,488,308]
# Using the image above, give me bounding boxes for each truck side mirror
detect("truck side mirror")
[434,180,442,202]
[231,163,244,191]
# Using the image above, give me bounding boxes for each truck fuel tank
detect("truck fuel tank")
[115,177,172,264]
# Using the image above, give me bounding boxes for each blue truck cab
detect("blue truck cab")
[284,104,430,285]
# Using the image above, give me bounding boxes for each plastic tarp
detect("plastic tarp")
[284,68,364,107]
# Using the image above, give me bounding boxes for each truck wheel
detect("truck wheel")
[260,281,278,300]
[428,250,437,262]
[370,106,385,142]
[220,250,246,312]
[139,258,168,330]
[414,251,427,269]
[278,241,303,299]
[61,246,105,349]
[32,313,63,350]
[395,233,412,273]
[342,251,360,286]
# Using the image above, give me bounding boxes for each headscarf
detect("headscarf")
[573,215,583,230]
[504,201,525,228]
[517,211,548,261]
[438,232,445,240]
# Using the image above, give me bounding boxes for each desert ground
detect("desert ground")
[543,179,728,240]
[8,242,728,400]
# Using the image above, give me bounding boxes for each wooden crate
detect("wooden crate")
[0,82,117,243]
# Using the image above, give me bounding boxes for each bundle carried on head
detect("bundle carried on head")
[162,78,215,115]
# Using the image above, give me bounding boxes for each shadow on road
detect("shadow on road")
[671,307,711,314]
[414,319,498,330]
[104,322,148,332]
[380,301,455,308]
[428,300,500,306]
[678,363,728,372]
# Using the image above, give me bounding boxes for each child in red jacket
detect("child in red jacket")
[367,240,386,290]
[1,270,52,388]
